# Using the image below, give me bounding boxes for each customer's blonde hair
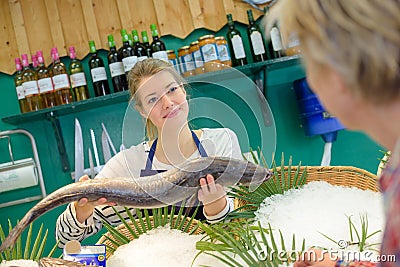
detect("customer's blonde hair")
[127,59,186,140]
[266,0,400,104]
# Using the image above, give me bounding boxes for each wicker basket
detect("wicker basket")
[97,216,203,259]
[235,165,380,209]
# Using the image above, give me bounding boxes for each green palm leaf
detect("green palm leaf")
[100,202,202,255]
[0,220,58,261]
[196,221,304,267]
[196,220,305,267]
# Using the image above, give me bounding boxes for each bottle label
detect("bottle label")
[169,58,180,74]
[231,35,246,59]
[53,74,70,90]
[91,67,107,82]
[109,62,125,77]
[70,72,87,87]
[122,56,138,72]
[193,50,204,67]
[183,54,195,72]
[137,56,148,62]
[217,44,231,62]
[200,44,218,62]
[271,27,283,51]
[22,80,39,96]
[250,32,266,55]
[152,51,168,62]
[169,58,177,66]
[38,77,54,93]
[16,85,25,99]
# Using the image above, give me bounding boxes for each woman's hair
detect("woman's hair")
[127,58,186,140]
[265,0,400,104]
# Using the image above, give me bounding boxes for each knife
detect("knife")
[101,130,112,163]
[88,147,95,178]
[90,129,100,168]
[101,123,117,155]
[74,118,84,182]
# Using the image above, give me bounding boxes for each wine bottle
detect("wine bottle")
[37,50,57,108]
[226,14,247,66]
[88,40,110,97]
[21,54,42,111]
[132,29,148,62]
[119,29,137,74]
[14,58,28,113]
[150,24,168,62]
[68,46,89,101]
[107,34,128,92]
[51,47,73,105]
[268,22,285,59]
[247,9,268,62]
[141,31,152,58]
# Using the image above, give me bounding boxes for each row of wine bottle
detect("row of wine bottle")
[14,12,299,114]
[226,10,300,67]
[14,24,167,113]
[167,9,300,78]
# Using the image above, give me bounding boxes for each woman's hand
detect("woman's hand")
[74,175,116,223]
[198,174,227,216]
[294,249,338,267]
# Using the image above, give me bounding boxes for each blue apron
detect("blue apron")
[140,130,208,220]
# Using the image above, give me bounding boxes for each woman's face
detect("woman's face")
[137,70,189,130]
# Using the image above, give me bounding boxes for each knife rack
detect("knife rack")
[0,129,47,208]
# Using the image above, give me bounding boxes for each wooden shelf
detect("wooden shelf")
[2,55,301,126]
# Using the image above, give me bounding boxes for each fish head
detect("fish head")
[203,157,273,192]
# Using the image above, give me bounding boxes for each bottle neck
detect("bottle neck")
[142,34,149,44]
[108,41,116,50]
[151,29,159,39]
[247,11,255,25]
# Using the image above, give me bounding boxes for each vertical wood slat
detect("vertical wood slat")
[110,0,158,47]
[189,0,227,32]
[129,0,158,40]
[115,0,133,47]
[222,0,236,19]
[44,0,66,59]
[57,0,89,61]
[92,0,121,50]
[154,0,194,38]
[19,0,53,62]
[80,0,101,49]
[8,0,30,56]
[233,0,266,24]
[0,0,19,74]
[0,0,267,75]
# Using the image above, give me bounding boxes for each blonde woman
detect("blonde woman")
[267,1,399,267]
[56,59,242,247]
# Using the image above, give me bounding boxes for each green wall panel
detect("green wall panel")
[0,23,382,257]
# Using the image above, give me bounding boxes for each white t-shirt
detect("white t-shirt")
[56,128,242,247]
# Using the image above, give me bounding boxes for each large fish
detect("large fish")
[0,157,271,252]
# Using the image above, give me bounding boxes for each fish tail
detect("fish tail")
[0,211,35,253]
